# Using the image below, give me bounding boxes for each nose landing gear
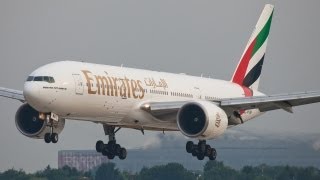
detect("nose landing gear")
[95,125,127,160]
[44,114,59,144]
[186,140,217,160]
[44,132,58,143]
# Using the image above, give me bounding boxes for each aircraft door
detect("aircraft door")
[193,86,202,99]
[72,74,84,95]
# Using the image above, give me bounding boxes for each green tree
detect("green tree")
[138,163,196,180]
[203,161,238,180]
[95,163,123,180]
[0,168,31,180]
[35,165,89,180]
[296,166,320,180]
[121,170,137,180]
[240,164,274,180]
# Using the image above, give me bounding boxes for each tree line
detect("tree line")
[1,161,320,180]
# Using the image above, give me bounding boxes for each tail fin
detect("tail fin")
[231,4,274,90]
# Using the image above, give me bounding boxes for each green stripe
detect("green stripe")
[252,10,274,56]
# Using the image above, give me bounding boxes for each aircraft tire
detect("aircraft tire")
[107,153,115,160]
[96,140,104,152]
[102,147,109,156]
[198,141,206,154]
[186,141,194,153]
[44,133,51,143]
[197,153,205,160]
[51,133,58,143]
[119,148,127,160]
[205,145,211,156]
[115,144,121,154]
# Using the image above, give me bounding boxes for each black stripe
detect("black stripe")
[243,54,265,87]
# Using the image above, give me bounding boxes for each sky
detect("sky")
[1,0,320,172]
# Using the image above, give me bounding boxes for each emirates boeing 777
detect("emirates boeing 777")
[1,4,319,160]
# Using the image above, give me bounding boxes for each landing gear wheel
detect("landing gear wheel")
[119,148,127,160]
[213,148,217,157]
[209,148,217,160]
[115,144,121,154]
[205,145,212,156]
[186,141,194,153]
[197,153,205,160]
[96,141,104,153]
[198,141,206,153]
[108,141,116,151]
[191,150,198,157]
[96,125,128,160]
[186,140,218,160]
[51,133,58,143]
[44,133,51,143]
[107,153,115,160]
[209,155,216,160]
[102,147,109,156]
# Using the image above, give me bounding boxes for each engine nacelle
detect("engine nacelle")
[177,101,228,140]
[15,103,65,139]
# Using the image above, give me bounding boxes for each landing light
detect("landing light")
[39,113,46,120]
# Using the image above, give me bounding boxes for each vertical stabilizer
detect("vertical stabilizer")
[231,4,274,90]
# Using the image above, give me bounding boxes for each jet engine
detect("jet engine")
[177,101,228,140]
[15,103,65,139]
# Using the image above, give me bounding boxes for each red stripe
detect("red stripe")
[242,86,253,97]
[232,38,257,86]
[240,86,253,115]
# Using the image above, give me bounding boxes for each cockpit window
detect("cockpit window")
[48,77,55,83]
[26,76,34,81]
[43,76,49,82]
[28,76,55,83]
[33,76,43,81]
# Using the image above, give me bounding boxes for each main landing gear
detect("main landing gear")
[95,125,127,160]
[186,140,217,160]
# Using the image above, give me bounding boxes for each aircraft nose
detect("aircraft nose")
[23,82,40,105]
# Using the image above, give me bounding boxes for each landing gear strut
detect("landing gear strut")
[44,115,59,144]
[95,125,127,160]
[186,140,217,160]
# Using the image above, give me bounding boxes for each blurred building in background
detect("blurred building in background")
[58,150,109,172]
[58,148,206,172]
[58,132,320,172]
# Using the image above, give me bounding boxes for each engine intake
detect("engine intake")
[15,103,65,139]
[177,101,228,140]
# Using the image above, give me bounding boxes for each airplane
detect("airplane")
[1,4,320,161]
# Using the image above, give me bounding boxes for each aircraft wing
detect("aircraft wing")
[0,87,24,102]
[220,91,320,113]
[141,91,320,121]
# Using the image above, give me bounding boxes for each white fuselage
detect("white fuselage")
[23,61,263,131]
